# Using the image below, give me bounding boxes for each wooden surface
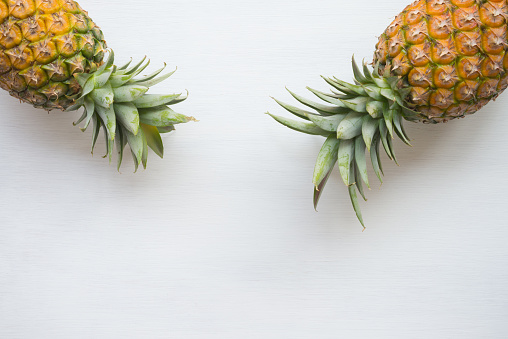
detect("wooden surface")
[1,0,507,337]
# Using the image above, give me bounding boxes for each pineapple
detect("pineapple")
[374,0,508,122]
[269,0,508,227]
[0,0,195,171]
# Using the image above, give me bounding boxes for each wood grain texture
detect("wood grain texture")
[0,0,507,338]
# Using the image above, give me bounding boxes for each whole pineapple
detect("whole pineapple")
[0,0,194,171]
[269,0,508,226]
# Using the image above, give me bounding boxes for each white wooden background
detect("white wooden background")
[1,0,507,337]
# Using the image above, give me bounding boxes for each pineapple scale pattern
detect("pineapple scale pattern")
[374,0,508,123]
[0,0,107,110]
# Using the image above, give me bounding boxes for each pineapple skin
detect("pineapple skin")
[0,0,107,111]
[373,0,508,123]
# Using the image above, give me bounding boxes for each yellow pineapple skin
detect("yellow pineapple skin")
[0,0,107,110]
[373,0,508,123]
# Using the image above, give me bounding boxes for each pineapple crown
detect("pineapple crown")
[268,57,418,227]
[67,50,196,172]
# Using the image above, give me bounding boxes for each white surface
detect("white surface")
[1,0,507,337]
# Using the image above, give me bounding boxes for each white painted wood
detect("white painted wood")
[0,0,507,337]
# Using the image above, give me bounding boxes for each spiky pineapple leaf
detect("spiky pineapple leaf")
[387,134,398,166]
[139,106,195,126]
[383,108,395,139]
[91,114,101,154]
[352,56,368,84]
[267,113,330,136]
[338,139,355,186]
[271,97,314,121]
[313,166,334,211]
[378,120,393,160]
[354,163,367,201]
[96,104,116,140]
[94,68,114,88]
[113,85,148,102]
[141,123,164,158]
[114,102,140,135]
[115,126,127,171]
[90,83,114,108]
[80,77,96,99]
[73,109,87,126]
[366,100,384,119]
[308,113,346,132]
[125,128,144,172]
[306,86,351,107]
[130,59,151,79]
[362,61,374,83]
[370,136,383,183]
[313,135,340,188]
[327,76,367,96]
[133,63,167,83]
[338,96,369,113]
[393,110,411,146]
[286,88,345,115]
[141,128,149,170]
[102,123,114,161]
[157,125,176,134]
[97,49,115,74]
[133,93,183,108]
[337,111,364,139]
[348,184,365,228]
[109,73,135,88]
[81,97,95,131]
[117,58,132,71]
[362,115,379,151]
[137,69,177,88]
[124,56,147,75]
[361,84,383,101]
[354,136,369,189]
[322,76,356,96]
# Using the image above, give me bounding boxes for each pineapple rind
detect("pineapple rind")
[269,57,414,227]
[0,0,108,110]
[373,0,508,123]
[68,50,195,172]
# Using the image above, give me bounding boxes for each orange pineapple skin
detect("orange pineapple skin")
[373,0,508,123]
[0,0,107,110]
